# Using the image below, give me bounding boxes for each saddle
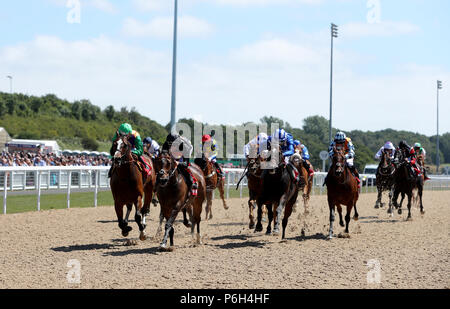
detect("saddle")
[134,155,152,179]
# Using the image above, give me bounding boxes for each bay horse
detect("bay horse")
[255,146,299,239]
[154,153,206,251]
[292,152,313,214]
[110,135,156,241]
[392,150,424,220]
[194,156,228,220]
[326,146,359,239]
[375,151,396,212]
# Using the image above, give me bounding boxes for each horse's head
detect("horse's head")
[332,145,346,176]
[155,152,176,187]
[113,134,133,166]
[248,155,261,175]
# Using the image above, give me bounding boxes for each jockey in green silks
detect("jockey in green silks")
[109,123,150,177]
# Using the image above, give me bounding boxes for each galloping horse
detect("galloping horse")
[392,150,424,220]
[255,146,299,239]
[375,151,396,211]
[154,153,206,251]
[110,135,156,241]
[194,156,228,220]
[245,154,264,229]
[326,146,359,239]
[293,152,313,214]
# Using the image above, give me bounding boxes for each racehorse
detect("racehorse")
[194,156,228,220]
[110,135,156,241]
[325,146,359,239]
[293,152,313,214]
[255,146,299,239]
[245,154,264,229]
[154,153,206,251]
[392,150,424,220]
[375,150,396,211]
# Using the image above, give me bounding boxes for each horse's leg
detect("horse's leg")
[273,194,287,236]
[115,202,132,237]
[134,195,147,241]
[205,191,212,221]
[398,192,405,215]
[387,187,394,217]
[406,193,412,221]
[344,204,353,236]
[219,179,228,210]
[154,210,164,240]
[282,202,294,240]
[191,200,202,245]
[266,203,274,235]
[160,203,183,250]
[419,185,425,215]
[248,198,256,229]
[375,185,382,208]
[353,202,359,221]
[328,198,335,240]
[337,204,344,227]
[124,204,132,225]
[182,208,191,228]
[254,199,263,232]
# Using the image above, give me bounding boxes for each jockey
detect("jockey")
[244,133,269,159]
[161,132,198,196]
[143,137,160,158]
[328,132,361,187]
[398,140,422,177]
[413,143,430,180]
[109,123,150,177]
[375,141,396,161]
[268,129,301,183]
[294,140,314,177]
[202,134,225,178]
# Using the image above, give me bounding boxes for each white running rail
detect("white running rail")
[1,167,449,214]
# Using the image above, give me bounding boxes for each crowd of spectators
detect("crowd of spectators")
[0,151,112,167]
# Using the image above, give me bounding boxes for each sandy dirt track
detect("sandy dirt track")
[0,191,449,289]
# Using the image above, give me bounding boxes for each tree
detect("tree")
[105,105,115,121]
[81,137,99,151]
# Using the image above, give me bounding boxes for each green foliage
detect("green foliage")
[81,137,99,151]
[0,91,448,170]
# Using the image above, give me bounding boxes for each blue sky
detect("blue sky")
[0,0,449,136]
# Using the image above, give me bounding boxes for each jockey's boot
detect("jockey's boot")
[287,162,301,185]
[214,161,225,179]
[178,163,198,196]
[108,164,114,178]
[423,167,430,181]
[303,160,314,177]
[349,166,361,188]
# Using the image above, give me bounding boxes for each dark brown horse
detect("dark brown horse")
[255,146,299,239]
[392,150,424,220]
[154,153,206,251]
[246,155,264,229]
[326,146,359,239]
[375,151,396,211]
[194,157,228,220]
[110,135,156,241]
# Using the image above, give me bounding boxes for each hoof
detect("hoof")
[254,225,263,233]
[338,233,350,239]
[159,245,174,252]
[249,223,255,230]
[406,217,413,222]
[353,216,359,221]
[339,221,345,227]
[387,209,392,214]
[183,221,192,228]
[327,235,333,240]
[420,210,425,215]
[265,230,272,235]
[398,209,402,215]
[121,226,132,237]
[272,229,280,236]
[139,232,147,241]
[374,205,379,209]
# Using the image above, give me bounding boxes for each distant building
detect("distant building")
[5,139,61,155]
[0,127,12,151]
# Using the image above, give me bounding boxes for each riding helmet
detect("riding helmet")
[334,131,346,143]
[118,123,132,135]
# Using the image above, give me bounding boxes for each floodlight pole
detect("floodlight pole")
[436,80,442,174]
[329,24,338,145]
[170,0,178,133]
